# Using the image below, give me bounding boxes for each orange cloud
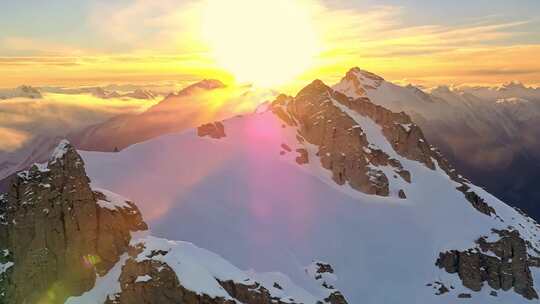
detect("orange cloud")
[0,127,30,152]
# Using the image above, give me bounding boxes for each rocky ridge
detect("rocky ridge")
[270,78,495,215]
[437,229,540,299]
[0,140,147,303]
[78,235,349,304]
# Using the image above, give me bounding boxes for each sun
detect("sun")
[202,0,320,87]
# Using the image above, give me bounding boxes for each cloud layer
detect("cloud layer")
[0,93,155,151]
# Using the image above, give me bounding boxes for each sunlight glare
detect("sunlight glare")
[202,0,320,87]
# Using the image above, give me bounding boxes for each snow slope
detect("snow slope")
[82,87,540,303]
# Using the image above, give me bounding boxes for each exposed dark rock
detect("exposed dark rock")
[0,141,146,304]
[333,93,436,170]
[197,122,226,139]
[456,184,496,217]
[315,261,335,274]
[281,144,292,152]
[437,285,449,295]
[427,281,450,295]
[271,80,412,196]
[107,247,306,304]
[305,261,349,304]
[105,258,240,304]
[295,149,309,165]
[436,229,539,300]
[325,291,348,304]
[458,293,471,298]
[398,189,407,199]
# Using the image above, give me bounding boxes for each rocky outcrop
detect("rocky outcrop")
[106,240,309,304]
[105,258,236,304]
[456,184,496,216]
[333,94,436,170]
[295,148,309,165]
[436,229,539,300]
[272,80,413,196]
[197,122,226,139]
[305,261,349,304]
[0,140,146,304]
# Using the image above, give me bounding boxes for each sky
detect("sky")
[1,0,539,91]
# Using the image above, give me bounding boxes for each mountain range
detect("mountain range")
[2,68,539,222]
[1,70,540,303]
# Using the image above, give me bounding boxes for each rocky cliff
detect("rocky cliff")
[0,141,147,304]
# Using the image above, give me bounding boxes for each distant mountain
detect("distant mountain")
[0,135,63,190]
[333,67,540,221]
[68,79,275,152]
[40,86,161,100]
[0,85,42,99]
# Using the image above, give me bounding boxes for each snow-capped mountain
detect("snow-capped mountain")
[39,86,161,100]
[333,67,540,221]
[2,72,540,303]
[74,79,540,303]
[0,85,42,99]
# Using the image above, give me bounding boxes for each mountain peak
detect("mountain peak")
[0,85,42,99]
[1,139,146,303]
[345,67,384,82]
[333,67,385,99]
[499,81,526,91]
[177,79,226,96]
[295,79,331,99]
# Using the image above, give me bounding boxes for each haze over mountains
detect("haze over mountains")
[3,73,540,303]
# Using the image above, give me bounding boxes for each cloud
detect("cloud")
[464,68,540,76]
[0,127,30,152]
[0,93,156,152]
[0,37,85,56]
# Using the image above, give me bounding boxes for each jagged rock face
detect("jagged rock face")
[272,80,415,196]
[456,184,496,216]
[197,122,226,139]
[436,229,539,300]
[106,241,310,304]
[333,94,435,170]
[0,141,146,304]
[105,258,232,304]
